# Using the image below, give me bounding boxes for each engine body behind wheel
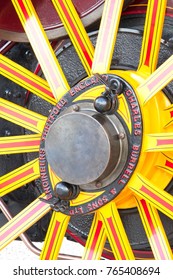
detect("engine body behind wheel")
[0,0,134,41]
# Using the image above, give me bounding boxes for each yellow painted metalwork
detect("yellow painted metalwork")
[40,212,70,260]
[92,0,124,74]
[0,98,46,133]
[12,0,70,101]
[0,134,41,155]
[143,133,173,152]
[48,167,61,188]
[70,192,104,207]
[163,104,173,128]
[0,195,51,251]
[99,202,135,260]
[0,159,40,197]
[135,197,173,260]
[74,85,105,102]
[0,54,56,105]
[137,0,167,74]
[156,153,173,176]
[129,173,173,220]
[82,213,106,260]
[52,0,94,76]
[137,54,173,105]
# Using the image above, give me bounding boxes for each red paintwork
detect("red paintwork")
[0,0,104,33]
[0,0,172,37]
[123,0,173,17]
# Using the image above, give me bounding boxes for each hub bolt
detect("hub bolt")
[95,182,102,188]
[73,105,80,112]
[119,132,126,139]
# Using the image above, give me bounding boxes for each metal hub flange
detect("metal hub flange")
[45,106,128,188]
[39,74,142,214]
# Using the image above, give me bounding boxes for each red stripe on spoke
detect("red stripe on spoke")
[144,0,159,66]
[165,160,173,169]
[45,221,60,260]
[58,0,92,68]
[0,201,46,240]
[87,220,103,260]
[0,139,40,149]
[17,0,62,91]
[107,217,126,260]
[18,0,29,20]
[140,199,166,259]
[0,63,54,98]
[157,139,173,146]
[148,63,173,91]
[0,167,34,189]
[140,186,173,212]
[0,105,38,127]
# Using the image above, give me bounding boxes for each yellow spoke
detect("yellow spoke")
[40,211,70,260]
[163,104,173,128]
[129,173,173,219]
[0,54,56,105]
[136,198,173,260]
[0,98,46,133]
[99,201,135,260]
[137,54,173,105]
[0,194,51,250]
[138,0,166,74]
[156,153,173,176]
[82,213,106,260]
[92,0,124,74]
[0,159,40,197]
[143,132,173,152]
[0,134,40,155]
[12,0,70,101]
[52,0,94,76]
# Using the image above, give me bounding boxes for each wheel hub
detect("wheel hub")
[40,74,142,214]
[45,105,128,188]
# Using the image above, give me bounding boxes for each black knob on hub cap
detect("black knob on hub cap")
[54,182,79,200]
[94,95,112,113]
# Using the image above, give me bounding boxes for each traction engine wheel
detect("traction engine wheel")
[0,0,173,260]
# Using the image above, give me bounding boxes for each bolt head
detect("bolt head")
[95,182,102,188]
[73,105,80,112]
[119,132,125,139]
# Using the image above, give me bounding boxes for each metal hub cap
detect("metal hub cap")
[45,105,128,188]
[39,74,142,212]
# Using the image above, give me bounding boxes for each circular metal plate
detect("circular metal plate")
[45,112,119,185]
